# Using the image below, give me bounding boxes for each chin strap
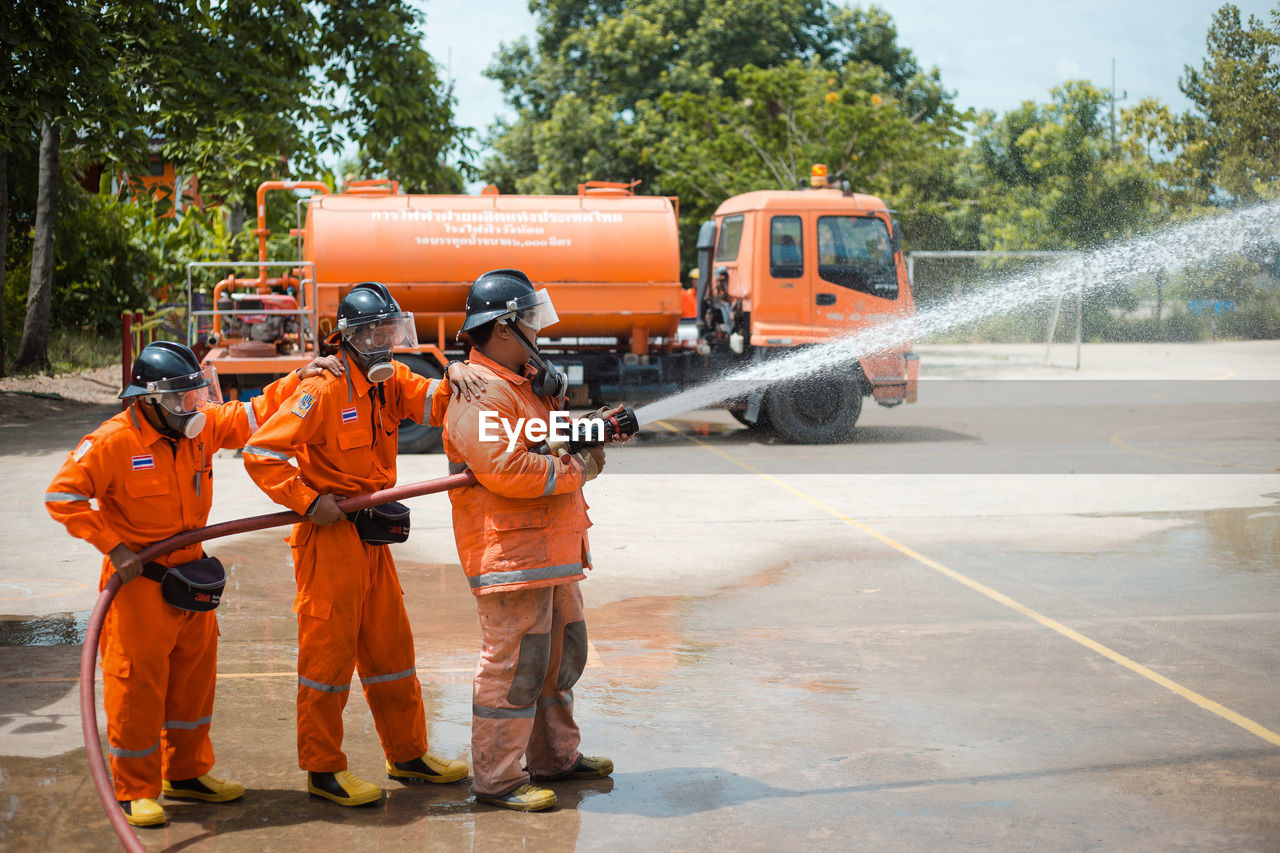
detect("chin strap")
[505,321,567,407]
[341,349,356,403]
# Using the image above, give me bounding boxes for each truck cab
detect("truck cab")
[696,169,918,442]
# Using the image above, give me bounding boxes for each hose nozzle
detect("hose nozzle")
[534,406,640,456]
[600,406,639,443]
[563,406,639,453]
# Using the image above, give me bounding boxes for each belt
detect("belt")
[140,562,169,583]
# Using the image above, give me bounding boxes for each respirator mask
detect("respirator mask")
[500,289,567,400]
[339,313,418,384]
[143,365,222,439]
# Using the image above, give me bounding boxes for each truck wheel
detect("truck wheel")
[394,354,444,454]
[764,373,862,444]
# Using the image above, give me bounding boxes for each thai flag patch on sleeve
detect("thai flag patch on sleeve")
[340,406,358,424]
[290,393,316,418]
[131,454,154,471]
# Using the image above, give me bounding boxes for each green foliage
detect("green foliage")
[7,0,468,207]
[974,81,1161,251]
[317,0,473,192]
[2,148,241,339]
[483,1,952,194]
[1180,4,1280,203]
[651,59,970,256]
[1,0,125,151]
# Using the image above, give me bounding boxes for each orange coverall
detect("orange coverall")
[45,373,303,800]
[243,361,449,772]
[432,350,593,797]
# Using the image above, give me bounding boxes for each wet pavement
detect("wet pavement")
[1,342,1278,851]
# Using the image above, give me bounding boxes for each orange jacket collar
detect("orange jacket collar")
[342,350,378,398]
[469,349,535,385]
[128,401,172,449]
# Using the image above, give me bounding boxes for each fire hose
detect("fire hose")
[79,471,476,852]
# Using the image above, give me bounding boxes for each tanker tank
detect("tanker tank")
[303,191,683,346]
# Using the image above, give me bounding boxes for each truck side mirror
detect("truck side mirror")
[891,218,903,254]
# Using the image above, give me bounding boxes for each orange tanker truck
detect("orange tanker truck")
[190,166,917,450]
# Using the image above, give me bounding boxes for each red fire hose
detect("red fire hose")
[79,471,476,852]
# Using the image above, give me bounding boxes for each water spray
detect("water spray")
[81,471,476,853]
[632,202,1280,426]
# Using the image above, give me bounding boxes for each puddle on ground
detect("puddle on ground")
[0,612,88,646]
[1199,507,1280,574]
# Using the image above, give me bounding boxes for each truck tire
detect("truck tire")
[394,354,444,454]
[764,372,862,444]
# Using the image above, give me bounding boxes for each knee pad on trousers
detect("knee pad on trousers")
[506,631,551,707]
[557,621,588,692]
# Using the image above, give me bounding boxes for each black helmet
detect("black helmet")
[335,282,418,383]
[120,341,220,439]
[459,269,536,334]
[119,341,206,399]
[338,281,403,327]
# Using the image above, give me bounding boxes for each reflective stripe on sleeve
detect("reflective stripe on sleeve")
[473,703,537,720]
[541,461,557,497]
[299,675,351,693]
[467,562,584,590]
[424,378,441,423]
[360,667,416,686]
[243,400,259,433]
[243,445,291,462]
[163,715,212,731]
[45,492,91,502]
[109,740,160,759]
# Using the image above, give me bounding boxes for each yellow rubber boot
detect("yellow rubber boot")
[532,754,614,781]
[307,770,383,806]
[475,783,557,812]
[163,772,246,803]
[119,798,166,827]
[386,752,469,784]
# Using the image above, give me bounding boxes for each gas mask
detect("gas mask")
[500,289,567,400]
[338,314,418,384]
[142,366,221,439]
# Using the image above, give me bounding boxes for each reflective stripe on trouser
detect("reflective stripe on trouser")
[471,582,585,797]
[99,567,217,800]
[290,520,428,772]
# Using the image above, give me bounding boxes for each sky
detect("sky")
[415,0,1277,150]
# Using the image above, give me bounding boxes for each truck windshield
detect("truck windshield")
[816,216,898,298]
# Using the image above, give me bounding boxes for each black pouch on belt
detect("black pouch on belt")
[142,556,226,612]
[346,501,411,545]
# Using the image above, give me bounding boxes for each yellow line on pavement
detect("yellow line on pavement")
[656,420,1280,748]
[1109,416,1280,472]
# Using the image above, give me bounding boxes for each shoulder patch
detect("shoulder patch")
[73,439,93,462]
[291,393,316,419]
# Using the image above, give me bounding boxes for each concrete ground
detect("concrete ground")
[1,341,1277,851]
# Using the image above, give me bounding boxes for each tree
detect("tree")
[1180,3,1280,203]
[4,0,470,370]
[652,59,970,250]
[974,81,1159,251]
[483,1,950,196]
[5,0,122,370]
[0,150,7,377]
[317,0,473,192]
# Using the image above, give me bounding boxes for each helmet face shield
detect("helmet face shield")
[146,366,222,416]
[506,288,558,333]
[338,313,419,356]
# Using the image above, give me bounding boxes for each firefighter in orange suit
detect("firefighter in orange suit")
[45,341,342,828]
[432,269,615,812]
[243,281,481,807]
